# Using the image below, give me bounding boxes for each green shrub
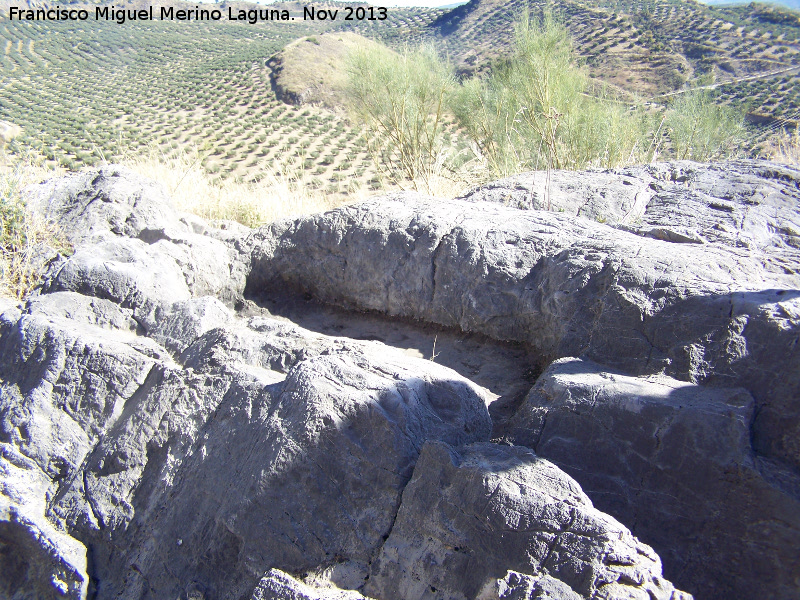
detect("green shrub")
[665,89,745,160]
[346,42,455,191]
[451,12,650,177]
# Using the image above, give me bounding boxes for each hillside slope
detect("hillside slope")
[2,0,799,189]
[425,0,800,127]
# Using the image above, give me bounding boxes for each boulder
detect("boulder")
[477,571,582,600]
[51,343,493,595]
[504,357,800,599]
[27,165,250,308]
[1,443,88,600]
[367,441,689,600]
[0,295,162,600]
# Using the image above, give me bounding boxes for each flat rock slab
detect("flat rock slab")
[458,159,800,256]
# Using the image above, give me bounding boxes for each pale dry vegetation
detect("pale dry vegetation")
[0,144,367,300]
[767,126,800,167]
[0,158,69,299]
[121,146,351,227]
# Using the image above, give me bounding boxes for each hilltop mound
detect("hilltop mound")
[268,32,385,110]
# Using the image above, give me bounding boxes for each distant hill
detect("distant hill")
[701,0,800,11]
[1,0,798,187]
[413,0,800,126]
[268,32,385,110]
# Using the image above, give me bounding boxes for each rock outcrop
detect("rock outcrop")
[367,441,689,600]
[458,159,800,255]
[1,166,692,600]
[247,161,800,472]
[3,160,799,600]
[503,357,800,600]
[245,159,800,599]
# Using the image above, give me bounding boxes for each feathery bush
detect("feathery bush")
[665,88,745,161]
[346,43,456,193]
[451,12,651,177]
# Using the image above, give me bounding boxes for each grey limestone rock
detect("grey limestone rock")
[25,165,179,245]
[456,168,652,223]
[476,571,582,600]
[366,441,688,600]
[458,160,800,255]
[1,443,88,600]
[28,165,250,310]
[0,296,162,600]
[6,162,793,600]
[1,282,494,599]
[74,347,491,599]
[504,357,800,600]
[248,191,800,472]
[24,291,140,334]
[250,568,372,600]
[2,282,498,599]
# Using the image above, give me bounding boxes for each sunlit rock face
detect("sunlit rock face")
[5,160,799,599]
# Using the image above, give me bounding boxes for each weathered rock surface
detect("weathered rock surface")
[250,568,372,600]
[367,442,688,600]
[1,442,88,600]
[503,357,800,599]
[27,166,250,316]
[247,162,800,474]
[1,291,495,598]
[5,161,799,600]
[2,166,691,600]
[458,159,800,255]
[477,571,582,600]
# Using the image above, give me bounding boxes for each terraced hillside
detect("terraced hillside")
[1,0,798,192]
[430,0,800,131]
[0,3,384,192]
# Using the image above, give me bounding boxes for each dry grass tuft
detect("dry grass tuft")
[121,146,358,228]
[0,157,70,299]
[767,127,800,168]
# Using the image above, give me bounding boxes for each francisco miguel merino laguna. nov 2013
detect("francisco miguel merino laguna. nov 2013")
[7,4,389,23]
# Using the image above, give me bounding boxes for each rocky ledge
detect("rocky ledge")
[1,159,798,600]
